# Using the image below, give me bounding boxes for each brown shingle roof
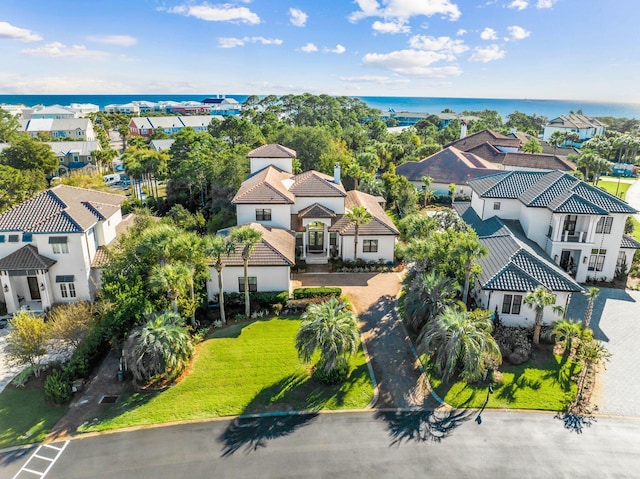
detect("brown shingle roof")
[216,223,295,266]
[232,166,295,204]
[0,245,57,271]
[396,146,503,184]
[329,191,399,236]
[247,144,296,158]
[290,170,346,197]
[465,143,574,172]
[0,185,125,234]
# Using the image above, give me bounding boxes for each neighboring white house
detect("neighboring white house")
[465,170,638,284]
[234,144,398,264]
[45,141,101,176]
[0,185,127,314]
[18,118,96,141]
[206,222,295,299]
[128,115,221,137]
[454,202,583,328]
[542,114,606,147]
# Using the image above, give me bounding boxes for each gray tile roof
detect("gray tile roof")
[0,245,56,271]
[329,191,399,236]
[298,203,336,218]
[247,144,297,158]
[215,223,295,267]
[468,170,638,214]
[546,114,606,129]
[452,203,511,238]
[621,234,640,249]
[0,185,126,233]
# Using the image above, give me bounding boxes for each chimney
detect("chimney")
[510,127,517,135]
[460,120,467,139]
[334,163,341,185]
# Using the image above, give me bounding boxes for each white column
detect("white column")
[302,229,307,259]
[2,272,17,314]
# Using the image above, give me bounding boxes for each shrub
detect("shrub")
[293,287,342,299]
[45,369,72,404]
[313,359,350,384]
[62,323,109,382]
[252,291,289,308]
[493,325,532,365]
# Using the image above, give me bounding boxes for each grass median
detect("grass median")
[80,317,373,433]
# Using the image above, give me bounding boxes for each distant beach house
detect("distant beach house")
[128,115,220,137]
[0,185,128,314]
[18,118,96,141]
[542,114,606,147]
[45,141,101,176]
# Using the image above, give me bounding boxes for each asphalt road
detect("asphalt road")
[3,411,640,478]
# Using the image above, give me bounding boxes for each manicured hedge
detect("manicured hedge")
[293,287,342,299]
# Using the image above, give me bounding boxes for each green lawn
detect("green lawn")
[80,318,373,433]
[429,350,581,411]
[595,179,632,200]
[0,388,68,448]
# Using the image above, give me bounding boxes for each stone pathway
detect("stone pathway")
[293,272,438,409]
[567,287,640,417]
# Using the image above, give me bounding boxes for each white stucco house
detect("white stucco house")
[542,114,606,147]
[0,185,127,314]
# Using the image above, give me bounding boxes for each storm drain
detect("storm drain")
[99,395,119,404]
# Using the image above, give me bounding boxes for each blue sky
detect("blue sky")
[1,0,638,101]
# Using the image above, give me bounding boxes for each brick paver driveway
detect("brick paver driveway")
[293,272,435,408]
[567,287,640,417]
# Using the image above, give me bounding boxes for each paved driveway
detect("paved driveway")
[567,287,640,417]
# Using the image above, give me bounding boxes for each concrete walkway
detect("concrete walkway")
[0,327,24,393]
[625,177,640,222]
[566,287,640,417]
[293,272,437,409]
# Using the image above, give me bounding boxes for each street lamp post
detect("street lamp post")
[475,384,494,425]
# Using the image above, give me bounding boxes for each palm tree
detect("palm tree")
[148,262,192,317]
[346,206,372,262]
[230,225,263,318]
[456,232,488,305]
[522,137,543,153]
[553,319,583,355]
[418,306,501,383]
[402,270,456,333]
[448,183,457,203]
[124,311,194,385]
[548,130,564,154]
[524,286,563,345]
[295,297,359,375]
[421,175,433,208]
[582,287,599,329]
[204,234,235,325]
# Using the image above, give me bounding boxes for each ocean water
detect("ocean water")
[1,94,639,120]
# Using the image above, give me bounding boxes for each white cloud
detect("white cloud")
[325,44,346,54]
[469,44,505,62]
[456,29,467,36]
[409,35,469,57]
[480,28,497,40]
[218,36,283,48]
[0,21,42,42]
[536,0,556,8]
[289,8,307,27]
[168,3,260,25]
[363,49,462,77]
[349,0,461,22]
[508,0,529,10]
[507,25,530,40]
[300,42,318,52]
[21,42,110,59]
[372,21,410,34]
[86,35,137,47]
[340,75,411,85]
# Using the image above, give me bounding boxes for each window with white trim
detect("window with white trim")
[588,248,606,271]
[49,236,69,254]
[501,294,523,314]
[238,276,257,293]
[595,216,613,234]
[362,239,378,253]
[56,275,76,298]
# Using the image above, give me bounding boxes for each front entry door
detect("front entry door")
[308,231,324,252]
[27,277,41,300]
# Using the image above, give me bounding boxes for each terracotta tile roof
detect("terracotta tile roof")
[0,244,57,271]
[329,191,399,236]
[396,146,503,184]
[232,166,295,204]
[215,223,295,267]
[298,203,336,218]
[247,144,297,158]
[469,170,637,214]
[0,185,125,234]
[447,130,522,151]
[290,170,346,197]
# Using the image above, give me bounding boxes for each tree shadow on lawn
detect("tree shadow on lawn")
[220,362,371,457]
[374,408,473,445]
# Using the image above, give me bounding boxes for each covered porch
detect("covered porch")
[0,245,56,314]
[296,204,339,265]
